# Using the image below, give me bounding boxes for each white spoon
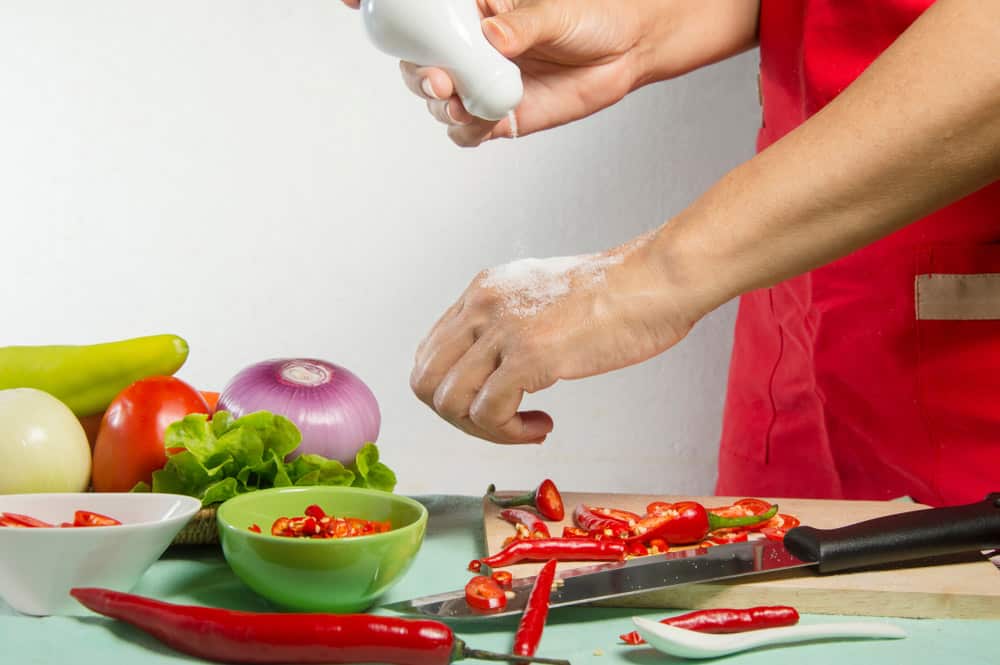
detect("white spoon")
[631,616,907,660]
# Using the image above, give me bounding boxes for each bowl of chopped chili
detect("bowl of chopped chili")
[216,486,427,613]
[0,492,200,616]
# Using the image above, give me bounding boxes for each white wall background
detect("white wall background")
[0,2,759,496]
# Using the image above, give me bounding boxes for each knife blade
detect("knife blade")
[382,492,1000,621]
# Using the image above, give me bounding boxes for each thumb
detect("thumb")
[483,2,561,59]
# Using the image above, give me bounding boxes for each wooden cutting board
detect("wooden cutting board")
[482,492,1000,619]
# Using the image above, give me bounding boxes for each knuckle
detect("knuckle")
[409,369,436,404]
[432,385,466,421]
[464,285,496,311]
[468,398,501,429]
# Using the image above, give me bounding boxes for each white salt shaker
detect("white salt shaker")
[360,0,524,121]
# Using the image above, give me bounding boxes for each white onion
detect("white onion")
[217,359,381,464]
[0,388,91,493]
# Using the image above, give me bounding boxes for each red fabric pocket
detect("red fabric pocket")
[916,245,1000,503]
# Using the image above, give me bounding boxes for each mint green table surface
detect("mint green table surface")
[2,495,997,664]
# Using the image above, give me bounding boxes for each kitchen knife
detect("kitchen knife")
[382,492,1000,621]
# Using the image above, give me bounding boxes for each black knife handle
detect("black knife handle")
[783,492,1000,573]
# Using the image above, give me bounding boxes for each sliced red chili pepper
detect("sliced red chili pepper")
[561,526,590,539]
[491,571,513,589]
[468,559,483,573]
[464,576,507,611]
[769,514,801,530]
[499,508,551,540]
[589,507,640,526]
[758,514,801,539]
[478,538,626,569]
[513,559,557,657]
[648,538,669,553]
[631,502,777,545]
[630,502,705,544]
[734,498,774,515]
[271,517,291,537]
[1,512,55,528]
[304,504,326,520]
[707,528,750,545]
[625,541,649,557]
[619,631,645,645]
[248,524,262,534]
[645,501,674,515]
[270,510,392,540]
[573,505,632,536]
[619,606,800,644]
[707,505,750,519]
[73,511,122,527]
[486,480,565,521]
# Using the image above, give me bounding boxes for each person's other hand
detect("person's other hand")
[410,235,700,444]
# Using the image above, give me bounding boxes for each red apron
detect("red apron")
[716,0,1000,507]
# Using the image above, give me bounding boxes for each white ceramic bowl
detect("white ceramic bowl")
[0,492,200,616]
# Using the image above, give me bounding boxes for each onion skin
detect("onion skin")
[217,359,380,464]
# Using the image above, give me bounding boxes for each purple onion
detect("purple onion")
[217,358,381,464]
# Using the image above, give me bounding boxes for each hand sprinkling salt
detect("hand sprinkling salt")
[481,253,624,316]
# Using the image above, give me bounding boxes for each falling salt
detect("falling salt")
[481,253,623,316]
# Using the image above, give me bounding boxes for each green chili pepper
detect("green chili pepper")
[0,334,189,416]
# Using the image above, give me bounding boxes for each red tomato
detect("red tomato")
[465,576,507,611]
[91,376,210,492]
[199,391,220,412]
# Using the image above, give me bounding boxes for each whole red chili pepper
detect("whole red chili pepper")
[619,606,800,645]
[630,502,778,545]
[478,538,626,568]
[513,559,558,657]
[486,480,564,521]
[70,588,571,665]
[500,508,551,539]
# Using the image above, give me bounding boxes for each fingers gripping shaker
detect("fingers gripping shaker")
[361,0,524,121]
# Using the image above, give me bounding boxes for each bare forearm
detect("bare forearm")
[635,0,760,87]
[654,0,1000,318]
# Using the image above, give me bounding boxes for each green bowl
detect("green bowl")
[216,486,427,613]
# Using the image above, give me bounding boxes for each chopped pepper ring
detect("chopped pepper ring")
[0,510,121,528]
[265,506,392,539]
[465,576,507,611]
[490,570,513,588]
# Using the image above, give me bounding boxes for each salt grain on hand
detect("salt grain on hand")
[481,254,623,316]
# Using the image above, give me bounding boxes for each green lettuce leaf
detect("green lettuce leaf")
[350,442,397,492]
[135,410,397,505]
